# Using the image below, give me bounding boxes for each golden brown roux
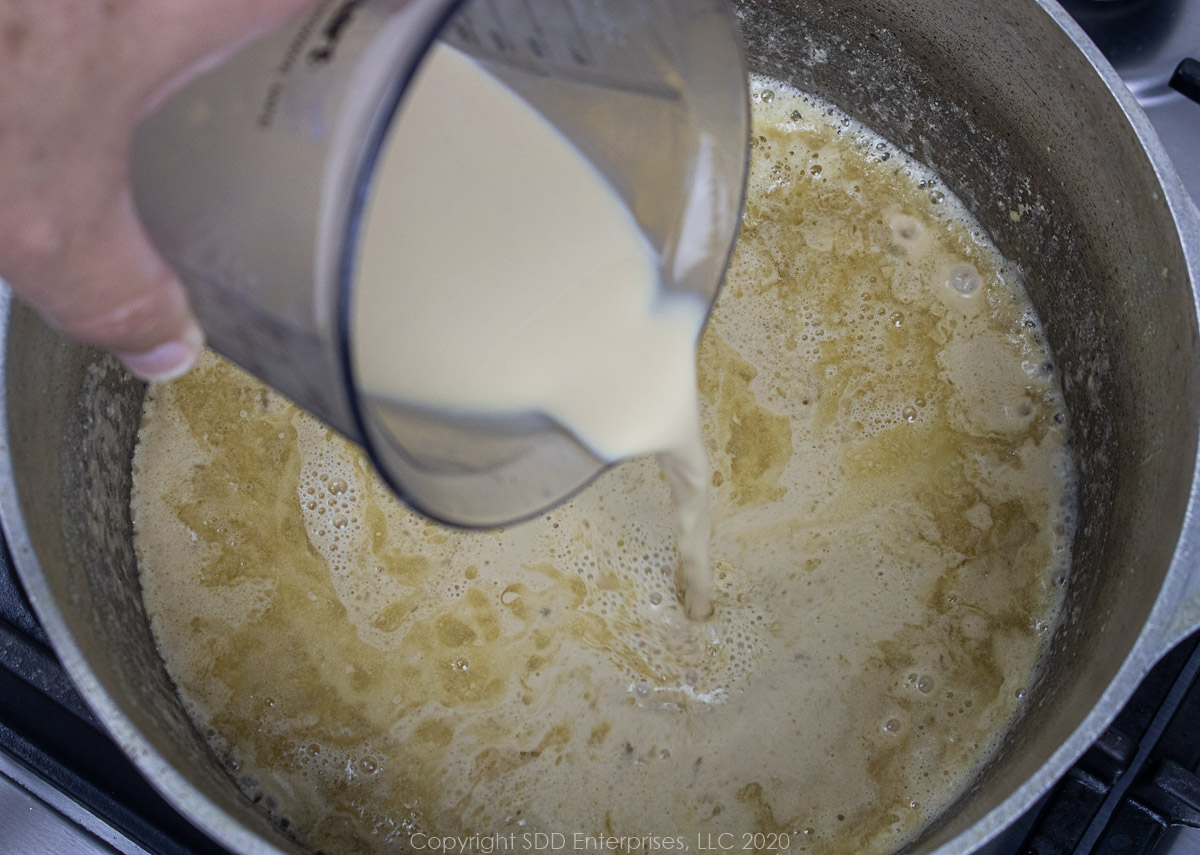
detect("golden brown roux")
[132,79,1074,855]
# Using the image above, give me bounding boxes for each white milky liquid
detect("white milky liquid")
[352,44,714,617]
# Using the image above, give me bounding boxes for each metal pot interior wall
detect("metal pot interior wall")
[734,0,1199,849]
[3,0,1198,853]
[2,301,299,854]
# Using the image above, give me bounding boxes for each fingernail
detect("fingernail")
[119,324,205,382]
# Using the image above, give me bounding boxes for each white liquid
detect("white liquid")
[352,45,713,617]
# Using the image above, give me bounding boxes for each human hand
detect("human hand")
[0,0,320,381]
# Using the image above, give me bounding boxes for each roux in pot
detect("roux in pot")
[131,79,1075,854]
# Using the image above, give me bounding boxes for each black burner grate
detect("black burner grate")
[0,537,234,855]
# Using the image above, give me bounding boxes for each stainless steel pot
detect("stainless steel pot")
[2,0,1199,853]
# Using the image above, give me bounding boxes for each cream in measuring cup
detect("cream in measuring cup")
[130,0,748,536]
[353,44,715,617]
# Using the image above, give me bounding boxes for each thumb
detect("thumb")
[27,187,205,383]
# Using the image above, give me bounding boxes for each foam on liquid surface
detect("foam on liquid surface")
[132,79,1075,855]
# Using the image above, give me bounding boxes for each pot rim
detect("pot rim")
[0,284,298,854]
[922,0,1200,851]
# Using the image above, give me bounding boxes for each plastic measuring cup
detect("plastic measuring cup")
[130,0,749,528]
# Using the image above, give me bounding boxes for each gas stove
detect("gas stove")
[1060,0,1200,204]
[1,2,1198,854]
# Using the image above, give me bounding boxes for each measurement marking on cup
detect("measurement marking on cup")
[307,0,368,66]
[485,0,515,53]
[257,82,284,128]
[520,0,548,58]
[277,0,333,74]
[558,0,593,65]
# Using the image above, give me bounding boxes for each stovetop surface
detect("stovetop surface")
[0,538,234,855]
[2,1,1199,854]
[1060,0,1200,202]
